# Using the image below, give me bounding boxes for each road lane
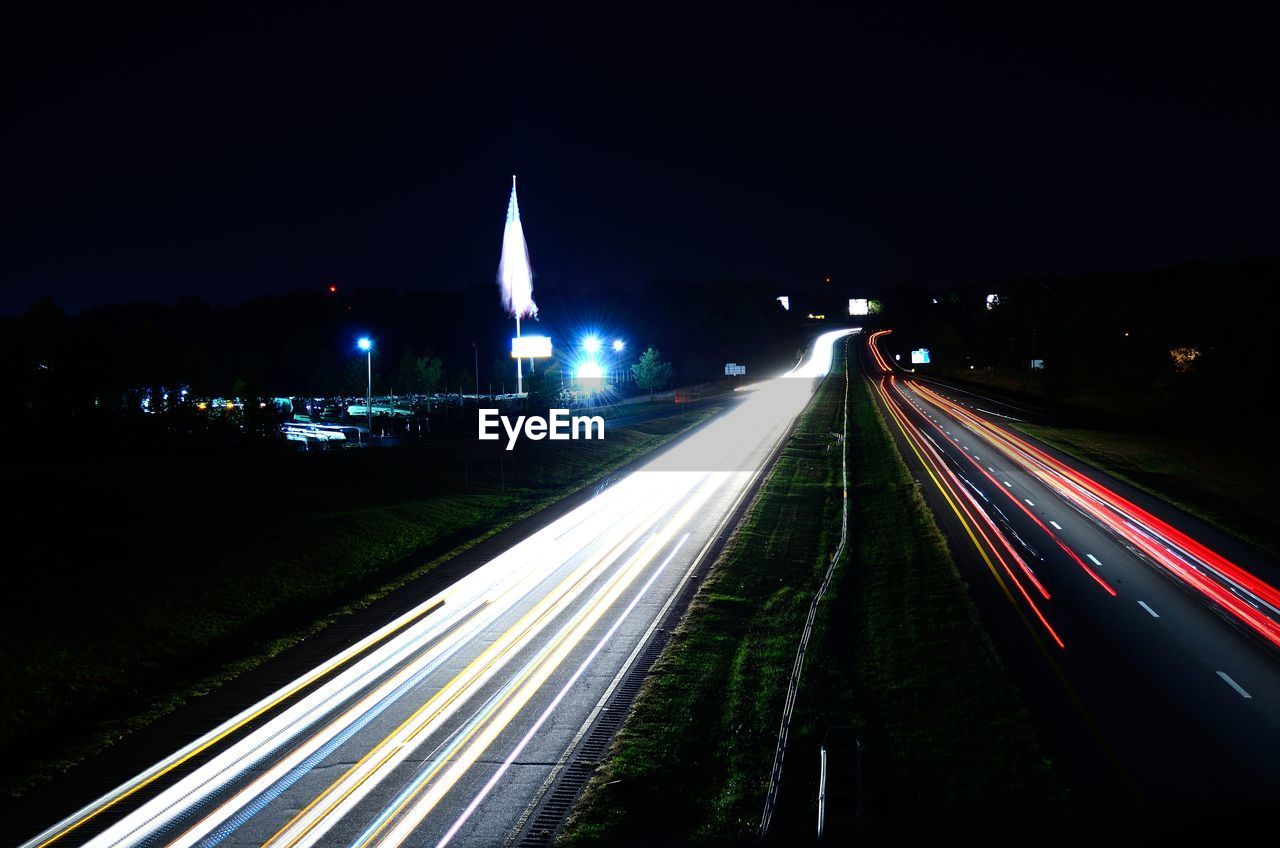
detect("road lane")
[22,330,856,848]
[863,329,1280,814]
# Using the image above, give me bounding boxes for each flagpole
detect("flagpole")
[516,315,523,395]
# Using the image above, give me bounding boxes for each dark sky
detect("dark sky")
[3,2,1277,314]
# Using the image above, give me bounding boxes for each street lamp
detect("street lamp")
[583,335,602,355]
[357,337,373,433]
[612,338,625,353]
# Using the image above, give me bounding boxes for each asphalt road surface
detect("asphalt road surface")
[21,330,855,848]
[862,330,1280,823]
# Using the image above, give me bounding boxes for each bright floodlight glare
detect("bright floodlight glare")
[357,337,372,352]
[612,339,625,353]
[576,360,604,381]
[583,335,602,354]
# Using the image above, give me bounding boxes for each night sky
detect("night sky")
[4,3,1277,314]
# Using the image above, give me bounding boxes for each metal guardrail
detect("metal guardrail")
[759,339,851,838]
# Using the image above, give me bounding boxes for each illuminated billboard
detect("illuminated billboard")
[848,298,869,316]
[910,348,931,364]
[511,335,553,359]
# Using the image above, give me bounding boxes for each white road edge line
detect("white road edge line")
[1138,601,1159,618]
[1217,671,1253,699]
[505,359,813,845]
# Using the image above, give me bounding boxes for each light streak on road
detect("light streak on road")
[867,330,1280,651]
[869,360,1066,648]
[23,330,855,848]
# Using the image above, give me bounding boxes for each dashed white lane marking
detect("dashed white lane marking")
[1138,601,1160,618]
[1024,499,1035,507]
[1217,671,1253,699]
[987,467,995,472]
[1049,520,1062,530]
[1086,553,1102,566]
[1003,481,1013,488]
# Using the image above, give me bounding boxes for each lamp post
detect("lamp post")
[612,338,625,384]
[357,337,373,433]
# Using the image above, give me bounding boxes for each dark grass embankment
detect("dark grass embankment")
[561,349,1062,845]
[0,404,720,798]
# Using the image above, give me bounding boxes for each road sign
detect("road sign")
[724,363,746,376]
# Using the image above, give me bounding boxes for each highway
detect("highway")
[862,329,1280,817]
[20,330,855,848]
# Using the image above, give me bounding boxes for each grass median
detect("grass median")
[0,403,721,799]
[562,347,1062,845]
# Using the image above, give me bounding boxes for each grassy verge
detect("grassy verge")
[0,404,721,798]
[562,354,846,846]
[783,375,1063,836]
[1015,424,1280,559]
[562,350,1061,844]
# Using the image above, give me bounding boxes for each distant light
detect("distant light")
[848,298,869,316]
[583,335,602,354]
[824,276,831,284]
[328,284,338,293]
[777,296,790,311]
[612,339,625,353]
[986,293,1000,310]
[357,337,372,352]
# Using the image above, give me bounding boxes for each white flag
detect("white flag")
[497,176,537,319]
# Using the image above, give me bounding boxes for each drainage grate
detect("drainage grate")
[515,631,672,847]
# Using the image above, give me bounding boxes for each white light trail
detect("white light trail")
[27,330,856,848]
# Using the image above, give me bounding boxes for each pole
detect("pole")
[473,342,479,408]
[366,349,373,434]
[516,315,524,395]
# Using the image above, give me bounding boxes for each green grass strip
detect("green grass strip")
[562,351,1063,844]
